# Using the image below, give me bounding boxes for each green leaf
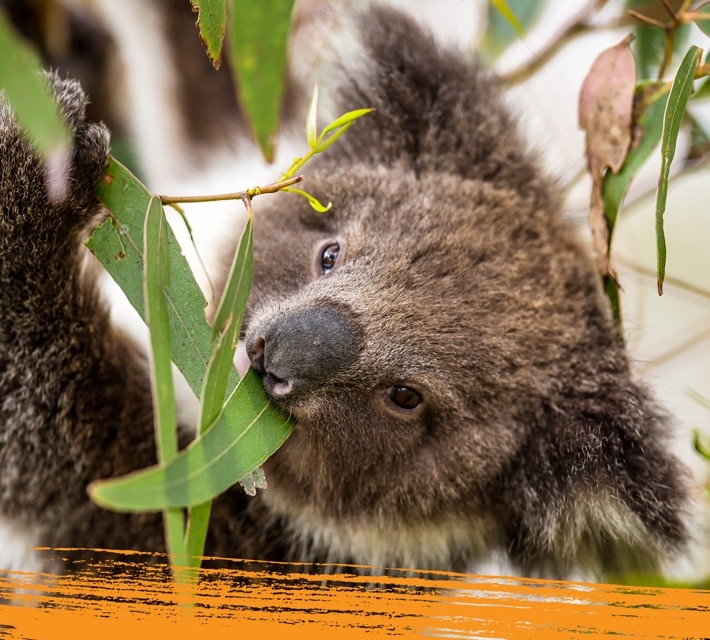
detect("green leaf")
[88,368,293,511]
[90,156,292,523]
[655,45,701,295]
[316,108,376,145]
[227,0,296,161]
[200,210,253,427]
[693,430,710,461]
[603,81,669,231]
[89,157,232,397]
[489,0,525,37]
[190,0,228,68]
[143,195,186,563]
[143,196,179,462]
[0,12,70,158]
[283,187,332,213]
[693,4,710,37]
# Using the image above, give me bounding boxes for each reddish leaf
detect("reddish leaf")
[579,35,637,278]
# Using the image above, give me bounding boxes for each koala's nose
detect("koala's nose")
[246,305,360,399]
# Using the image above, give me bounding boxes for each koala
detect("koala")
[0,2,699,581]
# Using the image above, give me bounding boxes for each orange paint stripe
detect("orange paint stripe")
[0,549,707,639]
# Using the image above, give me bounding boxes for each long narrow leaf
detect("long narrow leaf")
[655,46,701,295]
[0,12,69,159]
[89,369,292,511]
[227,0,296,160]
[190,0,227,68]
[144,196,179,461]
[184,212,254,567]
[603,82,669,230]
[143,195,186,565]
[90,157,236,397]
[489,0,525,37]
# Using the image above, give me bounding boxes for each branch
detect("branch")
[158,175,304,206]
[501,0,617,86]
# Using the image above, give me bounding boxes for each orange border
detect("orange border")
[0,549,708,639]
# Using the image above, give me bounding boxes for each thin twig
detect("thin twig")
[628,10,668,29]
[661,0,679,22]
[501,0,616,86]
[158,175,304,206]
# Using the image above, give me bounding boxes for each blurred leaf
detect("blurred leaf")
[483,0,543,59]
[190,0,228,68]
[306,85,319,149]
[687,112,710,160]
[579,35,637,279]
[693,430,710,461]
[0,12,69,159]
[227,0,296,161]
[89,368,292,511]
[89,158,224,397]
[655,45,701,295]
[692,4,710,37]
[632,22,665,80]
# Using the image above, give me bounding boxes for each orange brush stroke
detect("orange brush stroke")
[0,549,707,639]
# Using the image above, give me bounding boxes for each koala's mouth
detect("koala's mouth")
[235,341,292,399]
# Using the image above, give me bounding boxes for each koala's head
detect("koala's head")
[237,5,693,576]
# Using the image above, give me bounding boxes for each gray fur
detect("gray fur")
[0,4,695,580]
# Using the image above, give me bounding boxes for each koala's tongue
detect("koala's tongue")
[235,341,251,378]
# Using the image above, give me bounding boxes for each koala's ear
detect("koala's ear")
[317,5,544,200]
[501,383,695,576]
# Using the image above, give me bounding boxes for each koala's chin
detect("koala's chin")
[0,1,702,581]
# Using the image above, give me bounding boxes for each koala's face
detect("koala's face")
[243,162,612,534]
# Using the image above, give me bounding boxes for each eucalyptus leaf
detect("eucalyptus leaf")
[143,195,186,562]
[283,187,332,213]
[603,81,669,230]
[88,368,293,511]
[317,108,376,144]
[190,0,228,68]
[227,0,296,160]
[655,46,701,295]
[0,13,69,160]
[90,157,234,397]
[144,196,179,462]
[489,0,525,36]
[694,4,710,37]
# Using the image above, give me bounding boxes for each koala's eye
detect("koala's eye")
[319,241,341,276]
[386,385,423,411]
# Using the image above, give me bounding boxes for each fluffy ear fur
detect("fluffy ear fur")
[308,5,550,207]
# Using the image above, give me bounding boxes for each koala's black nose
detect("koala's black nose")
[246,304,360,399]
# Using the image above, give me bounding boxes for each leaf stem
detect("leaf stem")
[158,175,304,205]
[501,0,613,85]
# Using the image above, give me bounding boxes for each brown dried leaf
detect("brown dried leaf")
[578,34,636,277]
